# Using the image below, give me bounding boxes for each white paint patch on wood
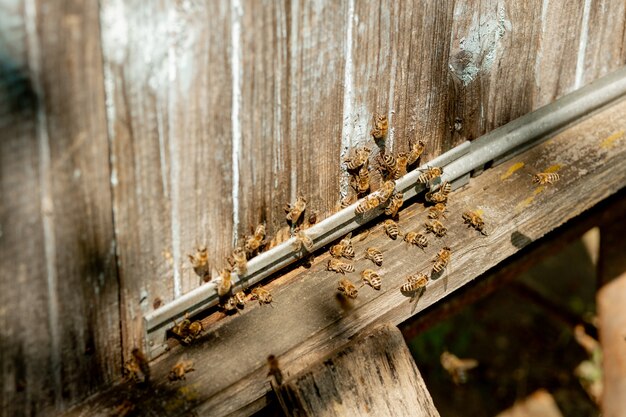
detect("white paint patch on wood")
[287,0,300,202]
[231,0,243,244]
[575,0,592,89]
[449,4,511,86]
[24,0,62,406]
[387,8,398,152]
[339,0,356,198]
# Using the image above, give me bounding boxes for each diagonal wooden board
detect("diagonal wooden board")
[64,98,626,417]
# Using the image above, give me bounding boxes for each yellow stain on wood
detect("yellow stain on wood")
[501,162,525,180]
[516,186,546,211]
[544,164,562,173]
[600,131,624,149]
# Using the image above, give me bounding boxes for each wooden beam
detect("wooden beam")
[273,323,439,417]
[63,96,626,417]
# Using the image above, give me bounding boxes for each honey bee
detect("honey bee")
[284,195,307,225]
[251,287,273,305]
[384,192,404,217]
[244,224,266,255]
[383,219,400,240]
[350,165,371,195]
[221,296,237,312]
[123,358,143,383]
[424,220,447,237]
[427,203,448,219]
[364,247,383,266]
[532,172,560,185]
[330,233,355,259]
[341,193,358,209]
[168,360,195,382]
[267,225,292,250]
[267,354,284,386]
[462,210,488,235]
[131,348,150,382]
[417,166,443,183]
[440,351,478,385]
[188,246,210,280]
[344,146,372,170]
[400,273,429,294]
[432,247,451,274]
[228,247,247,275]
[377,152,397,175]
[354,193,381,214]
[185,319,202,344]
[404,231,428,249]
[376,180,396,202]
[292,230,314,252]
[361,269,381,290]
[217,268,233,298]
[338,278,359,298]
[234,290,246,308]
[407,140,426,166]
[425,182,451,204]
[370,113,388,139]
[171,314,191,340]
[301,210,320,230]
[327,258,355,274]
[393,152,409,179]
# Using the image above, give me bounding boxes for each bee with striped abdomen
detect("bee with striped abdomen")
[383,219,400,240]
[355,193,382,214]
[427,203,448,219]
[364,247,383,266]
[462,210,488,236]
[424,220,447,237]
[417,166,443,183]
[344,146,372,170]
[338,278,359,298]
[284,195,307,225]
[327,258,355,274]
[245,224,266,255]
[350,165,370,195]
[384,192,403,217]
[330,233,355,259]
[404,231,428,249]
[432,247,451,274]
[370,113,388,140]
[400,273,429,295]
[532,172,560,185]
[361,269,382,290]
[407,140,426,166]
[376,180,396,202]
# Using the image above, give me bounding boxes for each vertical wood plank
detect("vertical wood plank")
[99,0,233,352]
[1,0,119,414]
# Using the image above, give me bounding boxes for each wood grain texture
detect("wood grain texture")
[99,0,234,355]
[61,95,626,417]
[275,323,440,417]
[0,0,119,415]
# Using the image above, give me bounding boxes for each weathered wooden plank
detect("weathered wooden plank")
[1,0,119,414]
[99,0,234,353]
[62,93,626,417]
[275,323,440,417]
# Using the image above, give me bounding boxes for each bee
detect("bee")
[123,358,143,383]
[301,210,320,230]
[131,348,150,382]
[424,220,447,237]
[228,247,248,275]
[244,224,266,255]
[364,247,383,266]
[188,246,210,280]
[251,287,273,305]
[217,268,233,298]
[184,319,202,344]
[338,278,359,299]
[377,151,397,175]
[404,231,428,249]
[417,166,443,183]
[171,314,191,340]
[427,203,448,219]
[425,182,450,204]
[384,192,404,217]
[393,152,409,179]
[168,360,195,382]
[221,296,237,312]
[432,247,451,274]
[462,210,487,235]
[532,172,560,185]
[354,193,381,214]
[327,258,355,274]
[341,193,358,209]
[376,180,396,202]
[292,230,314,253]
[350,165,370,195]
[330,233,355,259]
[267,225,291,250]
[400,273,429,294]
[383,219,400,240]
[284,195,307,225]
[407,140,426,166]
[440,351,478,385]
[267,355,284,386]
[370,113,388,139]
[344,146,372,170]
[234,290,247,308]
[361,269,381,290]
